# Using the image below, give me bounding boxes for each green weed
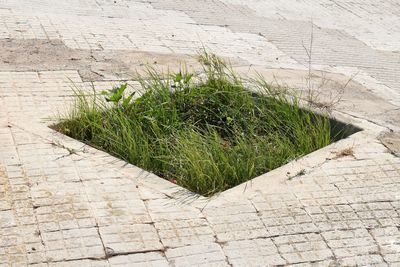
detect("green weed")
[57,53,333,196]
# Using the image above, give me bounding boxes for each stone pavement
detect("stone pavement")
[0,0,400,266]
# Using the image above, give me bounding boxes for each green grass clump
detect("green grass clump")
[57,53,332,196]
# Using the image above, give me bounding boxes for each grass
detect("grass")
[56,52,333,196]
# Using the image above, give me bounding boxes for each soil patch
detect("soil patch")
[0,38,202,81]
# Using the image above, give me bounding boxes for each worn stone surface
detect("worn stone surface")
[0,0,400,266]
[380,132,400,157]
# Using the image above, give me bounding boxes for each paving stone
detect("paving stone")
[370,227,400,262]
[0,210,17,228]
[273,233,333,264]
[99,224,163,254]
[165,243,229,267]
[84,179,152,226]
[47,259,110,267]
[322,228,378,259]
[146,198,203,222]
[337,255,387,266]
[203,201,268,242]
[108,252,168,267]
[41,227,104,262]
[154,218,215,248]
[223,238,286,266]
[259,206,319,236]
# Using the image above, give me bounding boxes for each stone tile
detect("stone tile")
[108,252,168,267]
[146,198,203,222]
[322,229,378,259]
[41,227,104,262]
[47,259,110,266]
[0,210,17,228]
[370,227,400,263]
[337,255,387,266]
[99,224,163,254]
[223,238,286,266]
[154,218,215,248]
[165,243,229,267]
[202,201,268,242]
[273,233,332,264]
